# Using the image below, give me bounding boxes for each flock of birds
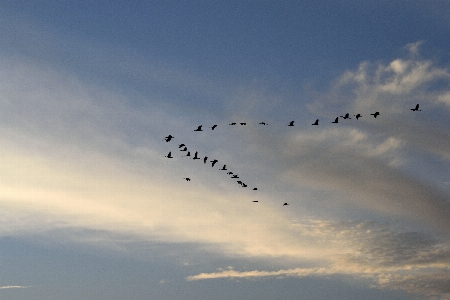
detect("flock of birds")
[163,104,422,205]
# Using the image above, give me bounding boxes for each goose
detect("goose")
[194,125,203,131]
[312,119,319,125]
[165,151,173,158]
[164,135,174,142]
[340,113,351,119]
[183,178,191,181]
[411,104,421,111]
[331,117,339,123]
[220,165,227,170]
[354,114,362,120]
[210,159,218,167]
[203,156,208,164]
[370,112,380,118]
[288,121,295,126]
[211,125,218,130]
[283,203,289,206]
[192,151,200,160]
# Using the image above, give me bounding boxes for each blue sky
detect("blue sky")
[1,1,450,299]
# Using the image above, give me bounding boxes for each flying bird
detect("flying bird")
[370,112,380,118]
[259,122,267,125]
[203,156,208,164]
[253,188,257,190]
[411,104,421,111]
[231,174,239,178]
[312,119,319,125]
[354,114,362,120]
[283,203,289,206]
[193,151,200,160]
[240,123,246,125]
[288,121,295,126]
[210,159,218,167]
[194,125,203,131]
[164,135,174,142]
[340,113,351,119]
[252,200,259,202]
[227,172,233,175]
[178,144,186,148]
[242,183,247,187]
[165,151,173,158]
[220,165,227,170]
[180,147,187,151]
[210,125,218,130]
[185,151,191,157]
[183,178,191,181]
[331,117,339,123]
[229,122,236,125]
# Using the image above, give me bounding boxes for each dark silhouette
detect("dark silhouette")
[253,188,257,190]
[229,122,236,125]
[288,121,295,126]
[231,174,239,178]
[227,172,233,175]
[411,104,421,111]
[283,203,289,206]
[259,122,267,125]
[178,143,186,148]
[340,113,351,119]
[183,178,191,181]
[370,112,380,118]
[331,117,339,123]
[312,119,319,125]
[354,114,362,120]
[220,165,227,170]
[211,125,218,130]
[240,123,246,125]
[210,159,218,167]
[185,151,191,157]
[164,135,174,142]
[237,181,243,185]
[194,125,203,131]
[180,147,187,151]
[242,183,247,187]
[203,156,208,164]
[252,200,259,202]
[165,151,173,158]
[193,151,200,160]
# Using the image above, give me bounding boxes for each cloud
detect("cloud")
[187,219,450,299]
[0,285,32,289]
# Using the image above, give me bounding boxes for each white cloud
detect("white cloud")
[0,285,32,289]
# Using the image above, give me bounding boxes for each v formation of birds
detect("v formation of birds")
[164,104,421,205]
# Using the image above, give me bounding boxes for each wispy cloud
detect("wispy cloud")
[0,285,32,289]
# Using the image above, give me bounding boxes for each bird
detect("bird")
[178,143,186,148]
[237,181,243,185]
[185,151,191,157]
[312,119,319,125]
[220,165,227,170]
[253,188,258,190]
[180,147,187,151]
[229,122,236,125]
[259,122,267,125]
[165,151,173,158]
[331,117,339,123]
[354,114,362,120]
[203,156,208,164]
[210,124,218,130]
[231,174,239,178]
[193,151,200,160]
[288,121,295,126]
[411,104,421,111]
[240,123,246,125]
[164,135,174,142]
[242,183,247,187]
[340,113,351,119]
[370,112,380,118]
[227,172,234,175]
[252,200,259,202]
[194,125,203,131]
[210,159,218,167]
[183,178,191,181]
[283,203,289,206]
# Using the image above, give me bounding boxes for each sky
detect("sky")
[1,1,450,299]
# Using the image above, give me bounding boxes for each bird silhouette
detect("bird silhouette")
[253,188,258,190]
[283,203,289,206]
[227,171,233,175]
[331,117,339,123]
[180,147,187,151]
[237,180,243,185]
[203,156,208,164]
[178,143,186,148]
[220,165,227,170]
[183,178,191,181]
[411,104,421,111]
[210,159,218,167]
[259,122,267,125]
[312,119,319,125]
[229,122,236,125]
[340,113,351,119]
[211,124,218,130]
[164,135,174,142]
[242,183,247,187]
[165,151,173,158]
[288,121,295,126]
[354,114,362,120]
[370,112,380,118]
[231,174,239,178]
[240,123,246,125]
[193,151,200,160]
[252,200,259,202]
[185,151,191,157]
[194,125,203,131]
